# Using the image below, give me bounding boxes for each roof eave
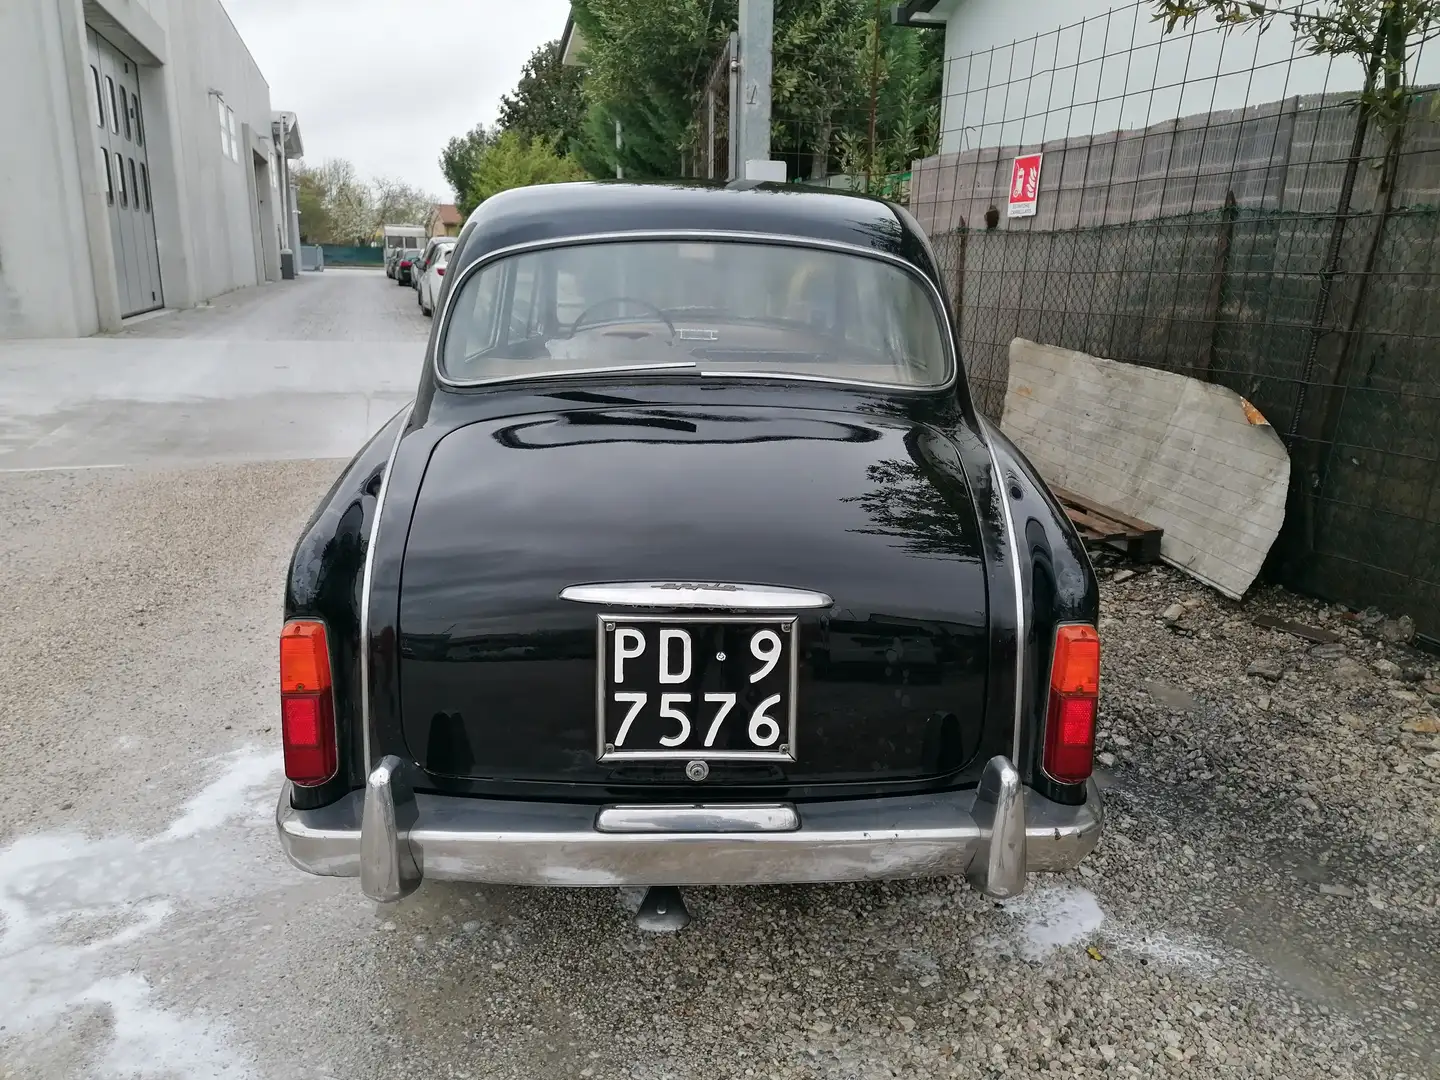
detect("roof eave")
[560,13,587,66]
[891,0,948,28]
[272,111,304,157]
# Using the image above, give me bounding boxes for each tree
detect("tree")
[294,158,373,244]
[832,22,943,186]
[497,40,588,152]
[567,0,942,181]
[440,124,493,211]
[291,160,440,244]
[372,176,439,228]
[293,166,332,243]
[569,0,735,177]
[468,132,588,207]
[573,97,691,179]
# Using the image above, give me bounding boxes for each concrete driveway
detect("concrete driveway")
[0,269,1435,1080]
[0,268,422,471]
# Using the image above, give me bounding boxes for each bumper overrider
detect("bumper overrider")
[276,755,1102,902]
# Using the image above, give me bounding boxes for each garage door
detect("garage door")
[86,28,163,317]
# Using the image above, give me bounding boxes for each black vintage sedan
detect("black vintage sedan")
[276,180,1102,926]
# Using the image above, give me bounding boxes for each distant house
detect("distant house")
[559,12,586,66]
[429,203,463,237]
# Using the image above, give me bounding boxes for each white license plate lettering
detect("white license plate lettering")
[657,692,691,746]
[702,692,737,747]
[658,628,692,684]
[749,628,782,682]
[600,619,795,759]
[748,693,782,746]
[613,627,645,683]
[612,690,647,746]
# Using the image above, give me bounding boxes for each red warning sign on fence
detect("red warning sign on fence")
[1008,153,1043,218]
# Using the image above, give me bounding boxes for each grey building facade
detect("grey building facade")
[0,0,302,338]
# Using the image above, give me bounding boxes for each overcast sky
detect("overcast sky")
[223,0,571,201]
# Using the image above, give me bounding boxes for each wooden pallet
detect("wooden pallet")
[1046,483,1164,563]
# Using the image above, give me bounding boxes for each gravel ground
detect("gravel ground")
[1,271,1436,1079]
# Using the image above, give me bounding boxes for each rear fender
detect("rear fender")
[982,420,1099,805]
[284,403,413,810]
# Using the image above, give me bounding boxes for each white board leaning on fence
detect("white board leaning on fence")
[1000,339,1290,601]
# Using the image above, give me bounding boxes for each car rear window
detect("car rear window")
[438,240,951,388]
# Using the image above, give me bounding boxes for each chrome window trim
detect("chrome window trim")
[432,229,959,395]
[359,403,413,773]
[982,420,1028,764]
[561,581,833,610]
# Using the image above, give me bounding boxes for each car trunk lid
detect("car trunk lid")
[397,403,991,790]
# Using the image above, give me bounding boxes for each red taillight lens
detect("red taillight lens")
[435,266,445,276]
[280,620,337,786]
[1043,625,1100,784]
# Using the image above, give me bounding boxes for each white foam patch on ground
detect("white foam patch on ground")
[990,884,1107,961]
[159,750,281,841]
[0,747,282,1078]
[982,883,1222,971]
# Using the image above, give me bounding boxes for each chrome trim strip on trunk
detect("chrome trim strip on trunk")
[595,804,799,833]
[358,404,413,774]
[982,421,1028,764]
[561,581,833,610]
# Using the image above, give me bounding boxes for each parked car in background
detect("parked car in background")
[275,180,1103,930]
[394,248,421,286]
[385,247,402,279]
[413,237,454,290]
[413,238,455,299]
[418,242,453,316]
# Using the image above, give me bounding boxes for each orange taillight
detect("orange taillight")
[280,620,332,694]
[1049,624,1100,695]
[1044,624,1100,784]
[280,620,337,786]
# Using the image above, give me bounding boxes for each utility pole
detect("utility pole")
[737,0,783,181]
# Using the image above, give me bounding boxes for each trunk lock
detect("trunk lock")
[685,760,709,782]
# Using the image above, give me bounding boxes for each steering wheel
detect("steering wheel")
[569,297,676,342]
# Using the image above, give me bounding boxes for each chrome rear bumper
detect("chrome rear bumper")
[275,755,1102,902]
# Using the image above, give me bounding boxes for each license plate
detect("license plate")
[596,614,798,762]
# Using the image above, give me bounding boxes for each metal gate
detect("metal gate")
[85,28,163,317]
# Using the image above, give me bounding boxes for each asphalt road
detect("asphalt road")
[0,269,1434,1080]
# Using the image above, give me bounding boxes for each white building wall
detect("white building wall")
[934,0,1440,155]
[150,0,277,300]
[0,1,102,337]
[0,0,281,339]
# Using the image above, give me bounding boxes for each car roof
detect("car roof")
[449,180,945,291]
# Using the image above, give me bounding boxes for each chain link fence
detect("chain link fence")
[908,0,1440,638]
[685,33,738,181]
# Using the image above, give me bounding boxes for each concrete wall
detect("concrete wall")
[933,0,1440,156]
[0,1,103,337]
[0,0,279,339]
[150,0,278,301]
